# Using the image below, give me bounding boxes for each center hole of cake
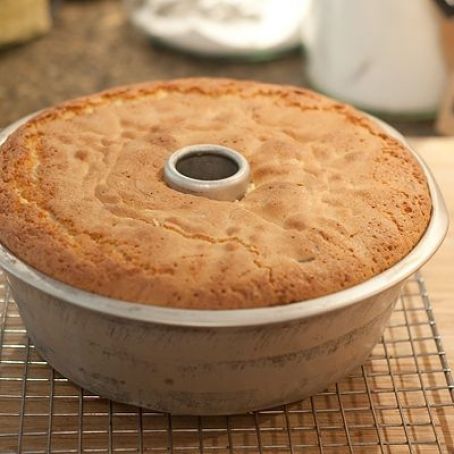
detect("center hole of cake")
[175,152,239,181]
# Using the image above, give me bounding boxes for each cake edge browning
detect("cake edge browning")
[0,78,432,309]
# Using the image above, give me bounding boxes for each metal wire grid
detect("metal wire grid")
[0,273,453,454]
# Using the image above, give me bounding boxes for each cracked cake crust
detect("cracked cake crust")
[0,78,431,309]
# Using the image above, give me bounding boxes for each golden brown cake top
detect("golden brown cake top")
[0,79,431,309]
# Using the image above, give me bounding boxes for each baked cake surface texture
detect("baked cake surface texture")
[0,79,431,309]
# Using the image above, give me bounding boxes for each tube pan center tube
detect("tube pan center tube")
[164,144,250,201]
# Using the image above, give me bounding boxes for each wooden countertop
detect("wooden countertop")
[410,138,454,360]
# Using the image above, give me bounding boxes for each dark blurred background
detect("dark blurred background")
[0,0,446,135]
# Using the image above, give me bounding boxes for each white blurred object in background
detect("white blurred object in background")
[302,0,448,117]
[125,0,311,59]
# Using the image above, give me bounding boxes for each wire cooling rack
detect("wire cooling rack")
[0,272,453,454]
